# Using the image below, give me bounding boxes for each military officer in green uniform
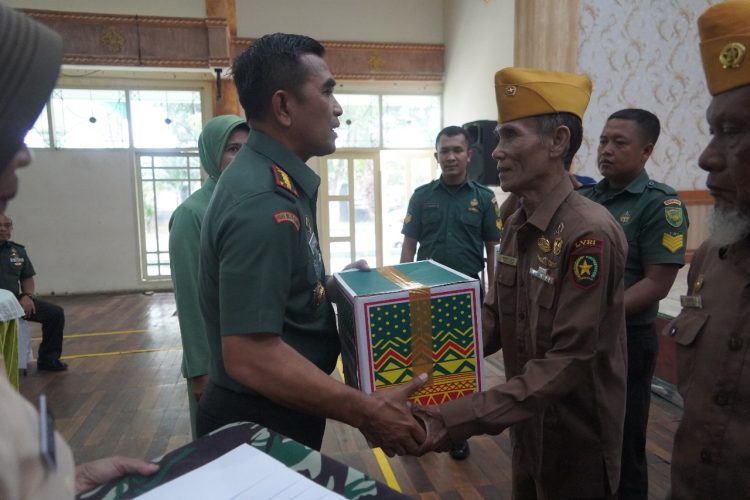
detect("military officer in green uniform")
[0,214,67,371]
[400,125,500,460]
[401,125,501,285]
[197,33,426,453]
[579,108,688,500]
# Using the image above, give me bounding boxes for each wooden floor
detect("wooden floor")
[18,292,681,499]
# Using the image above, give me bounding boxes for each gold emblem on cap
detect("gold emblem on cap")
[719,42,746,69]
[505,85,517,97]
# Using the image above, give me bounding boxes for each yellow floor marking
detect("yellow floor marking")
[61,346,181,360]
[32,329,147,341]
[336,357,402,492]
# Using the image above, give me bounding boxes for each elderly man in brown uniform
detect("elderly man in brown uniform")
[666,2,750,498]
[411,68,628,500]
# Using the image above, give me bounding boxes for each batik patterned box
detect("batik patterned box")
[334,260,483,405]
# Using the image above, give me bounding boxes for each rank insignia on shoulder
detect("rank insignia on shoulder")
[662,233,684,253]
[272,164,299,198]
[273,210,300,231]
[665,207,684,228]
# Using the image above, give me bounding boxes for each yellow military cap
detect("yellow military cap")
[494,67,592,123]
[698,1,750,96]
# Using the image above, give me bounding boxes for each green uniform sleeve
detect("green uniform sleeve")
[169,204,209,379]
[480,190,501,242]
[217,193,300,336]
[19,247,35,280]
[401,192,422,239]
[640,195,689,266]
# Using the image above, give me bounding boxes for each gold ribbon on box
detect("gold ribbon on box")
[381,266,434,379]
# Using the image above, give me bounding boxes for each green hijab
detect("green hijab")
[198,115,248,180]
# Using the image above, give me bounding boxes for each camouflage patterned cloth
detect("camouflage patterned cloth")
[76,421,408,500]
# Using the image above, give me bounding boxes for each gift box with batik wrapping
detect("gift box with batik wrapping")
[333,260,483,405]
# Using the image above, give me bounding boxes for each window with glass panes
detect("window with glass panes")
[25,87,204,281]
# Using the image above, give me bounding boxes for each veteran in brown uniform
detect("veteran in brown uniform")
[666,2,750,498]
[411,68,628,499]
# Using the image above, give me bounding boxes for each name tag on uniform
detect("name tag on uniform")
[680,295,702,309]
[498,254,517,266]
[529,266,554,284]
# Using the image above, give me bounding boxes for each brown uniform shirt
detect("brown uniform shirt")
[440,177,628,498]
[666,240,750,499]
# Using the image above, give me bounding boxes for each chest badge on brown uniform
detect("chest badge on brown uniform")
[537,237,551,253]
[680,274,704,309]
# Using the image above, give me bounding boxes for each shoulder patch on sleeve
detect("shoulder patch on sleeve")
[663,198,682,206]
[664,206,684,228]
[570,238,604,289]
[273,210,300,231]
[404,213,413,225]
[272,164,299,198]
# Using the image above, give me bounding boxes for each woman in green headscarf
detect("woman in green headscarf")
[169,115,249,439]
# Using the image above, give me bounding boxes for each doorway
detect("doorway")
[319,150,437,272]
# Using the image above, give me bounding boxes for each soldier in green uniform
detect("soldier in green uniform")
[400,125,500,459]
[578,108,688,500]
[0,214,67,371]
[197,33,426,453]
[401,125,500,285]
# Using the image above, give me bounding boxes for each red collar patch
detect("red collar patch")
[272,164,299,198]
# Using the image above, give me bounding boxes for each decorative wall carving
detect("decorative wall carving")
[22,8,445,81]
[22,9,231,68]
[575,0,719,191]
[231,38,444,81]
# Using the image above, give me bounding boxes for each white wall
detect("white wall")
[6,0,205,17]
[235,0,443,43]
[9,150,161,294]
[575,0,718,190]
[442,0,515,126]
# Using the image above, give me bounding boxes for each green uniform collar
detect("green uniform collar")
[435,176,472,193]
[592,169,650,199]
[247,130,320,199]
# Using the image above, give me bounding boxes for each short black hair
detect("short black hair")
[232,33,325,120]
[535,112,583,170]
[435,125,472,150]
[607,108,660,145]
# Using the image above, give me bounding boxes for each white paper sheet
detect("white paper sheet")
[136,443,345,500]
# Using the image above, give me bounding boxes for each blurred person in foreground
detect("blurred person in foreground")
[0,3,157,498]
[666,1,750,497]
